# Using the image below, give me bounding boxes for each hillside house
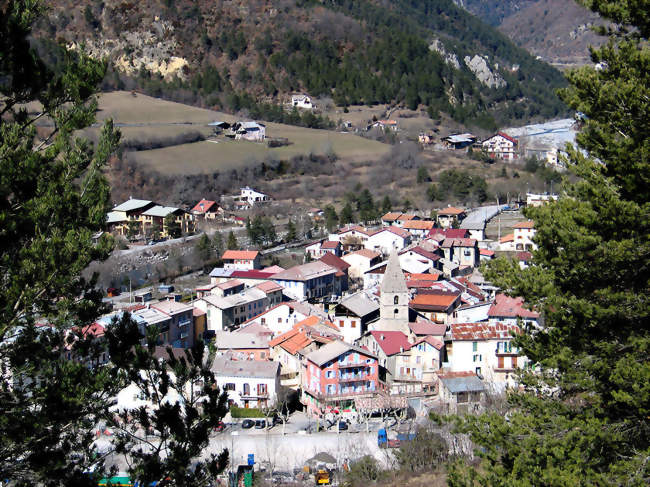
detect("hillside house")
[191,199,222,220]
[488,294,539,328]
[526,192,559,207]
[106,198,157,236]
[442,133,477,150]
[440,238,479,268]
[195,287,270,331]
[402,219,436,238]
[436,372,486,414]
[399,246,441,272]
[221,250,262,271]
[365,226,412,255]
[341,249,382,280]
[141,206,195,238]
[212,356,280,408]
[409,291,461,325]
[302,341,379,416]
[512,220,537,251]
[331,291,380,344]
[214,331,270,361]
[238,186,270,205]
[318,253,350,295]
[291,94,313,109]
[482,132,518,160]
[233,121,266,141]
[272,261,339,301]
[437,207,466,229]
[446,322,525,389]
[149,300,195,348]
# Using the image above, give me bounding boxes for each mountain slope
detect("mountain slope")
[453,0,605,65]
[36,0,569,127]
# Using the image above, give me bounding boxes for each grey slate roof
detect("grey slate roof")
[380,250,408,294]
[272,261,337,282]
[215,331,269,349]
[113,199,153,212]
[440,375,486,394]
[339,291,379,317]
[212,356,279,379]
[142,205,182,218]
[460,205,507,230]
[202,288,267,309]
[209,267,234,278]
[306,340,376,367]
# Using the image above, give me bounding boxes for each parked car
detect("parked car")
[241,419,255,429]
[254,419,266,429]
[214,421,226,432]
[337,421,348,431]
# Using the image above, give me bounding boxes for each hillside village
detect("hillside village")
[83,183,553,433]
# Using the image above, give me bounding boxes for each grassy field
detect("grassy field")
[95,92,391,174]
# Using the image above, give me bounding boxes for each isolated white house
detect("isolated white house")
[482,132,518,160]
[291,94,313,110]
[239,186,270,205]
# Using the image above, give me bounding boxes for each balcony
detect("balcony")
[338,362,371,369]
[305,388,377,401]
[178,319,191,327]
[339,375,368,383]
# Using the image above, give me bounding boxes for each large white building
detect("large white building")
[482,132,518,160]
[364,227,412,255]
[212,356,280,408]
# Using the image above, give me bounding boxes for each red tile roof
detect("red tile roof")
[450,322,521,341]
[497,132,518,144]
[499,233,514,243]
[438,207,465,216]
[381,212,402,222]
[479,248,495,257]
[321,241,341,249]
[230,270,276,280]
[369,331,412,356]
[403,220,435,230]
[413,336,444,350]
[396,214,417,221]
[222,250,260,260]
[517,251,533,261]
[428,228,469,239]
[319,252,351,273]
[410,292,460,311]
[405,273,442,281]
[488,294,539,319]
[255,280,283,293]
[441,238,477,248]
[216,279,244,290]
[409,320,446,336]
[370,226,410,238]
[192,199,218,213]
[337,225,369,235]
[400,246,440,261]
[513,220,535,229]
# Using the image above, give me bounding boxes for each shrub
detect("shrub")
[229,406,265,418]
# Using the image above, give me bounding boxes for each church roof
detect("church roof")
[380,250,407,294]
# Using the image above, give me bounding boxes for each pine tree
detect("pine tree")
[196,233,213,262]
[0,3,230,484]
[340,203,355,224]
[286,219,297,242]
[449,1,650,484]
[381,195,392,214]
[213,232,224,258]
[226,230,238,250]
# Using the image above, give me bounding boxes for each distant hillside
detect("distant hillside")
[499,0,604,65]
[453,0,605,65]
[36,0,569,128]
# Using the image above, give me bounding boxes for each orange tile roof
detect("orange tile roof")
[397,213,417,221]
[403,220,435,230]
[513,220,535,229]
[192,199,218,213]
[255,280,283,293]
[410,293,459,311]
[499,233,514,243]
[405,273,441,281]
[488,294,539,319]
[221,250,260,260]
[381,212,402,221]
[438,207,465,216]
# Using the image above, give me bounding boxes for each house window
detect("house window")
[258,383,267,395]
[243,383,250,395]
[457,391,469,403]
[475,367,482,376]
[394,296,399,305]
[351,321,356,328]
[473,354,482,362]
[261,352,266,359]
[472,342,478,352]
[261,318,265,324]
[278,317,282,323]
[225,383,235,391]
[339,320,345,328]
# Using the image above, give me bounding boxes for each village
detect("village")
[73,162,559,483]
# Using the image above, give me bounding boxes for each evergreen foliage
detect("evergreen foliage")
[449,1,650,484]
[0,3,230,483]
